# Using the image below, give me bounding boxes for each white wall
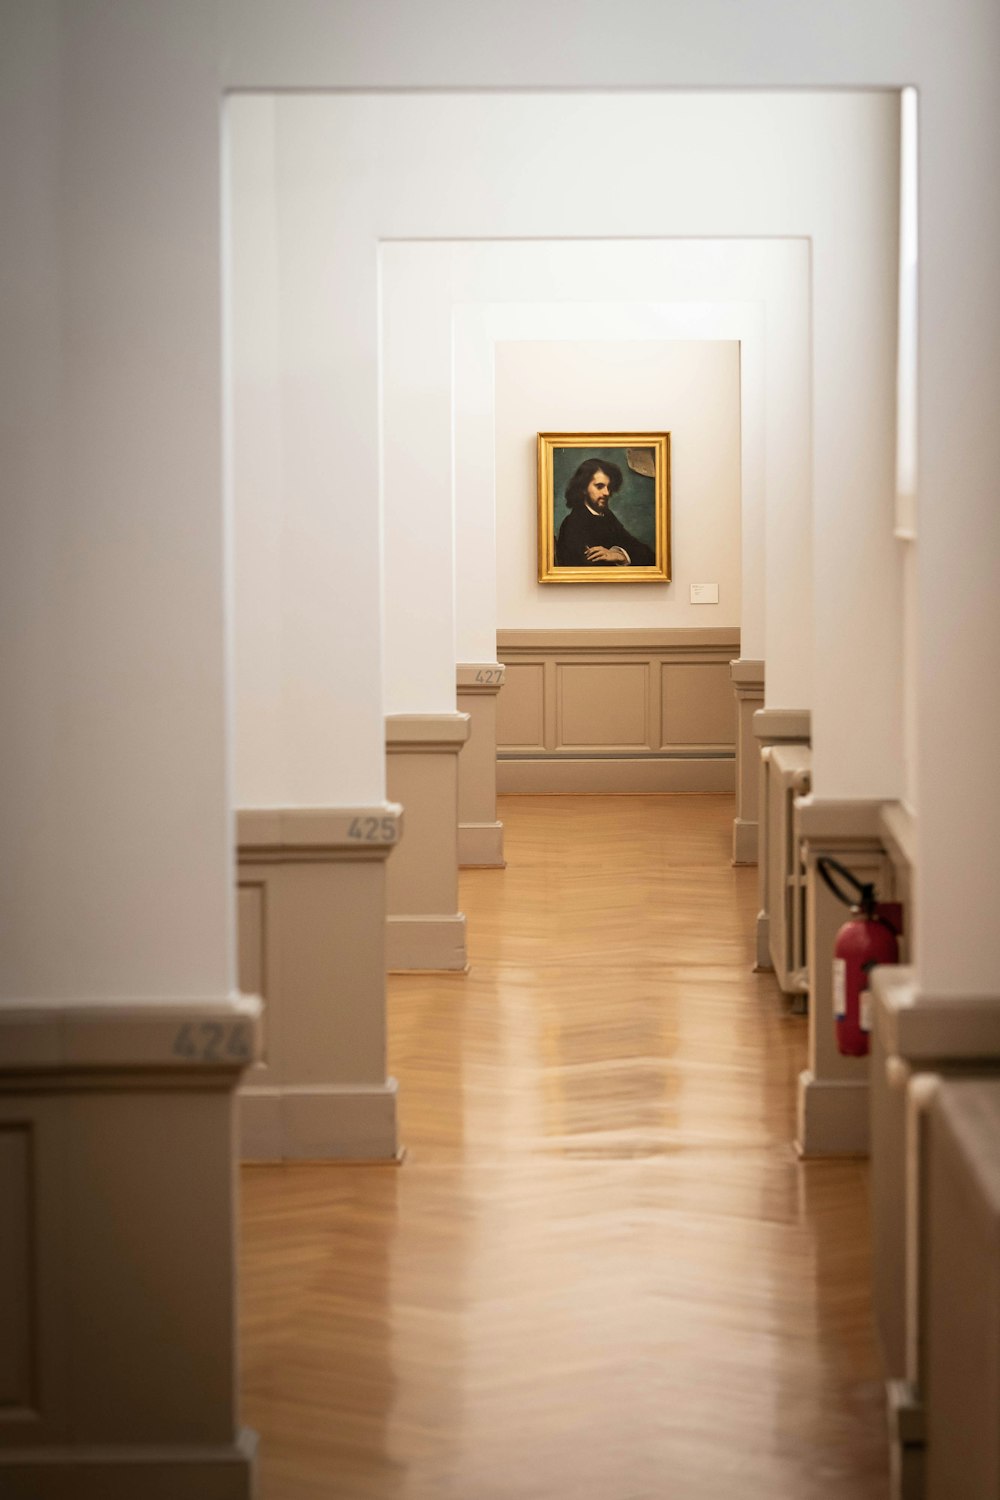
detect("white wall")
[229,96,389,804]
[395,237,794,670]
[11,0,997,998]
[2,0,235,1000]
[444,260,796,675]
[494,339,741,630]
[380,245,459,714]
[229,97,285,808]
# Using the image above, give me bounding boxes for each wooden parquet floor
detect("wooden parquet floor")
[240,795,888,1499]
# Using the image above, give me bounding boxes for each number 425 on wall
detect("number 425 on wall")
[348,816,397,842]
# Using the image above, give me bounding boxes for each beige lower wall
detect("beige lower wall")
[386,714,469,971]
[457,664,505,867]
[871,968,1000,1494]
[0,997,260,1498]
[496,628,738,793]
[237,806,400,1161]
[925,1079,1000,1500]
[730,659,764,864]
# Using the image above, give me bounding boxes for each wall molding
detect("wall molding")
[752,706,812,742]
[497,627,738,794]
[873,968,1000,1063]
[0,994,261,1075]
[795,795,885,840]
[237,804,402,862]
[730,657,765,687]
[386,713,471,751]
[498,627,740,654]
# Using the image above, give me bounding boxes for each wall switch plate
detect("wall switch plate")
[690,583,720,604]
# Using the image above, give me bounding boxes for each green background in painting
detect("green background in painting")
[551,446,657,556]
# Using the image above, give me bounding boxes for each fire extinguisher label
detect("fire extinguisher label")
[832,958,847,1019]
[860,989,872,1032]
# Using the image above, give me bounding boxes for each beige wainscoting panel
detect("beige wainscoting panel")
[661,661,734,748]
[497,662,545,750]
[558,662,648,748]
[497,628,738,793]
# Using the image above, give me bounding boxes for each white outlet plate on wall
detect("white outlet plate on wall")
[690,583,720,604]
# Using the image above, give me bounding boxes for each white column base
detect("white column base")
[733,818,759,865]
[240,1081,399,1161]
[887,1379,925,1500]
[457,820,505,868]
[386,913,469,973]
[0,1430,258,1500]
[755,911,773,971]
[796,1069,870,1156]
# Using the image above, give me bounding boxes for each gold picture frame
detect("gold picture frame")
[537,432,671,584]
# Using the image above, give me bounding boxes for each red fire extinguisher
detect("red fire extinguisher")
[816,856,902,1057]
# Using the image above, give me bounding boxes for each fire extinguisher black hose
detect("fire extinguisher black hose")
[815,855,876,917]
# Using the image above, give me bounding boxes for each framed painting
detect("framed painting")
[537,432,671,584]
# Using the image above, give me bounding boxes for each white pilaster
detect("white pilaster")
[0,6,256,1491]
[228,97,397,1154]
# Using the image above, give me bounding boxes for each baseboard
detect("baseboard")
[458,821,506,868]
[496,756,734,794]
[732,817,758,866]
[240,1082,399,1161]
[0,1429,257,1500]
[755,910,772,971]
[796,1069,870,1157]
[386,914,468,972]
[887,1380,925,1500]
